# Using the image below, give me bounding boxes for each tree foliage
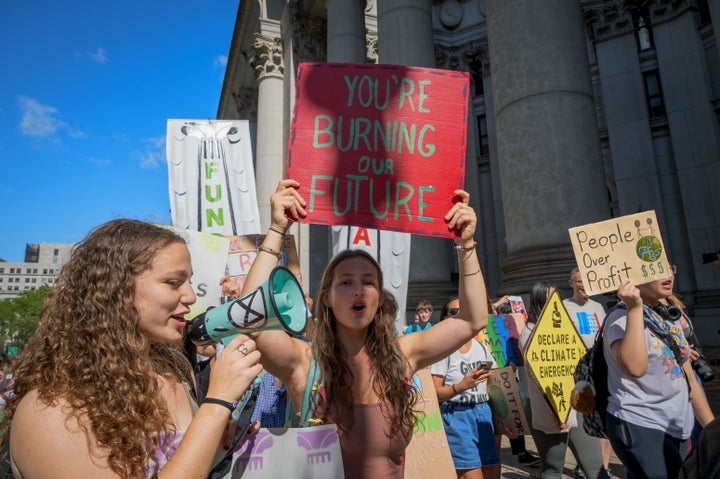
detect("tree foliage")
[0,286,51,353]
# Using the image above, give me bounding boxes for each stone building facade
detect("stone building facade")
[216,0,720,344]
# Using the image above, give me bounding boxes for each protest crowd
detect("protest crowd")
[0,173,716,479]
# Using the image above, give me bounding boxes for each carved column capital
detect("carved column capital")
[435,41,489,76]
[232,86,258,118]
[366,34,378,63]
[250,35,284,80]
[583,0,635,42]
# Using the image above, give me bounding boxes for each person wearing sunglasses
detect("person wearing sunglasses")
[430,295,500,479]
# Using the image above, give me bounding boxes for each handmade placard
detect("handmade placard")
[523,291,586,424]
[568,210,670,295]
[287,62,469,238]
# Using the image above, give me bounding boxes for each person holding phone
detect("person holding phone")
[431,295,499,479]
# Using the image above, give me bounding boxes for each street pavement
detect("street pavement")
[499,348,720,478]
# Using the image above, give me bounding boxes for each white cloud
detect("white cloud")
[139,136,166,169]
[17,96,84,139]
[88,47,109,64]
[214,55,227,69]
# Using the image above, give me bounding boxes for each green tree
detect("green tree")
[0,286,51,354]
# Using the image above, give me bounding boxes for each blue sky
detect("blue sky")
[0,0,238,262]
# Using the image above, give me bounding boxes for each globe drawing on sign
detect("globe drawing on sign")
[634,218,662,262]
[488,384,508,418]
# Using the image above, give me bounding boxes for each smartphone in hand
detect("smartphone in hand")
[476,360,494,371]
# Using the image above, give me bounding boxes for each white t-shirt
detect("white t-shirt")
[603,306,694,439]
[430,339,494,404]
[563,297,606,349]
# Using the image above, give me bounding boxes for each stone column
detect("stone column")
[486,0,609,289]
[326,0,366,63]
[377,0,456,320]
[250,35,285,231]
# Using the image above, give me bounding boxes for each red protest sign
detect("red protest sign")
[287,62,469,238]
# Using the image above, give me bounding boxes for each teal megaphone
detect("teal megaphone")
[187,266,307,345]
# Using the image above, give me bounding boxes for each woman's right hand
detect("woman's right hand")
[617,280,642,310]
[205,335,263,404]
[270,179,307,233]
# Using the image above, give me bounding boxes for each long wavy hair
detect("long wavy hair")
[0,219,190,478]
[312,249,417,437]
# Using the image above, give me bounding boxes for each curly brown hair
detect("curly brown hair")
[312,249,417,438]
[0,219,191,478]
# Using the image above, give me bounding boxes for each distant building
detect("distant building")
[0,243,73,301]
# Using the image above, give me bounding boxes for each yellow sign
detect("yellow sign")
[568,210,670,295]
[524,291,586,423]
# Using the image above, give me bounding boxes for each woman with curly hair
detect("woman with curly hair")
[1,219,262,478]
[223,179,488,479]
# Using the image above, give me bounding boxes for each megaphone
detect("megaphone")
[187,266,307,346]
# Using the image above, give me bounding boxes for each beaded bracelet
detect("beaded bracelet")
[203,397,237,412]
[454,241,477,252]
[258,245,282,259]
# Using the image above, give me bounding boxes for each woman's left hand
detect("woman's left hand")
[444,189,476,243]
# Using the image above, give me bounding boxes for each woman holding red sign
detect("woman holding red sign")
[230,179,488,479]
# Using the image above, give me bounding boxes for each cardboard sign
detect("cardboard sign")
[485,314,526,368]
[405,368,456,479]
[287,62,469,238]
[488,367,531,436]
[568,210,670,295]
[168,227,229,320]
[523,291,586,424]
[223,234,302,290]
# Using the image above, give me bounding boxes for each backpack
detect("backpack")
[571,303,688,439]
[571,322,609,438]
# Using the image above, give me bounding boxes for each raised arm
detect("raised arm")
[239,179,310,387]
[610,281,648,378]
[400,190,488,371]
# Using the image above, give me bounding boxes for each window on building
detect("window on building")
[43,268,48,274]
[0,268,4,273]
[477,115,489,156]
[633,8,654,51]
[698,0,711,26]
[32,268,38,274]
[471,69,484,97]
[53,248,59,263]
[643,71,666,119]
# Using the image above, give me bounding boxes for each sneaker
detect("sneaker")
[573,466,586,479]
[517,451,541,466]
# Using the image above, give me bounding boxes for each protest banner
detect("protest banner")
[524,291,586,423]
[484,314,525,368]
[488,366,530,436]
[167,119,261,236]
[405,368,455,479]
[568,210,670,295]
[223,234,302,291]
[287,62,469,238]
[167,227,230,320]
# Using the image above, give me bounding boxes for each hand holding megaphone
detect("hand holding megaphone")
[187,266,308,346]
